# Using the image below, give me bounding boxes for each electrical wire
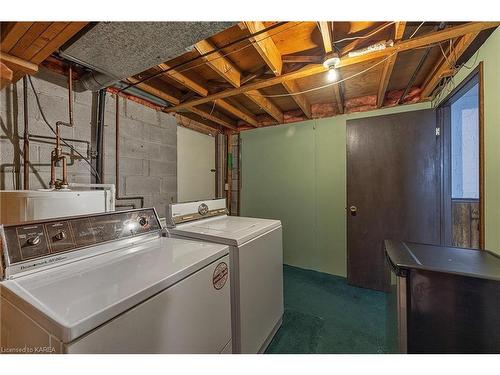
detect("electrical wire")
[244,52,397,98]
[333,22,395,44]
[408,21,425,39]
[121,22,303,92]
[28,76,102,183]
[208,100,217,116]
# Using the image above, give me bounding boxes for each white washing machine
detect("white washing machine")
[0,208,232,354]
[167,198,283,354]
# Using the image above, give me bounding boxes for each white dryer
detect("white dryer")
[0,208,232,354]
[167,198,283,354]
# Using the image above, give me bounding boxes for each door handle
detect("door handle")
[349,206,358,216]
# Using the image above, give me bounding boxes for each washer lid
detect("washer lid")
[169,215,281,246]
[0,237,229,343]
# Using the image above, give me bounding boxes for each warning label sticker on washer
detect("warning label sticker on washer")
[213,262,228,290]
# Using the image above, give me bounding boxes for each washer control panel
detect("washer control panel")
[1,209,161,270]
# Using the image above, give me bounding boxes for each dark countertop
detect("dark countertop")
[385,240,500,282]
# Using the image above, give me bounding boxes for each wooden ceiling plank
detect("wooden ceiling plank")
[0,61,13,89]
[244,21,283,75]
[1,22,33,52]
[376,22,406,107]
[194,39,241,88]
[9,22,52,58]
[19,22,70,62]
[0,52,38,75]
[166,22,499,113]
[318,22,333,53]
[245,90,284,123]
[245,21,311,119]
[30,22,88,64]
[421,31,481,99]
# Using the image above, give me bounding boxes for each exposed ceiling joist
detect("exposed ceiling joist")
[376,22,406,107]
[244,21,311,119]
[216,99,260,127]
[194,39,241,87]
[127,77,181,105]
[318,22,333,53]
[188,105,237,130]
[195,32,284,124]
[246,90,284,123]
[0,52,38,75]
[420,31,480,98]
[156,62,258,126]
[282,55,323,64]
[158,62,208,97]
[0,61,13,89]
[341,22,393,56]
[165,22,499,113]
[329,23,344,114]
[243,22,282,75]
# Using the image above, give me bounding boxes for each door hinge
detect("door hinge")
[435,127,441,136]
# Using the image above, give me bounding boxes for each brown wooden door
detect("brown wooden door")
[347,109,441,291]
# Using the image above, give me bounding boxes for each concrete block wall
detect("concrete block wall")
[0,73,177,217]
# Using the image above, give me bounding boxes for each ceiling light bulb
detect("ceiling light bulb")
[327,67,338,82]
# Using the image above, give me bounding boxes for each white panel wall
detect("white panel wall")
[177,127,215,202]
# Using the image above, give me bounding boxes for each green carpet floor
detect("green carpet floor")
[265,265,391,354]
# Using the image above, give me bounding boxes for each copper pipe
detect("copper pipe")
[23,76,30,190]
[50,150,56,187]
[62,156,68,186]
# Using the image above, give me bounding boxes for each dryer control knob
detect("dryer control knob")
[27,235,41,246]
[138,216,149,227]
[54,231,67,241]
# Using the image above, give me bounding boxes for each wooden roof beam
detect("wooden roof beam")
[188,105,237,130]
[158,62,208,97]
[156,62,257,127]
[0,61,13,89]
[195,39,241,87]
[216,99,260,127]
[196,34,283,123]
[318,22,333,53]
[245,90,284,123]
[129,76,239,129]
[243,22,282,75]
[329,23,344,114]
[421,32,480,99]
[341,22,394,56]
[376,22,406,107]
[165,22,499,113]
[244,21,311,119]
[0,52,38,75]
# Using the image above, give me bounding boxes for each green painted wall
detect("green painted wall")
[240,102,430,277]
[241,28,500,276]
